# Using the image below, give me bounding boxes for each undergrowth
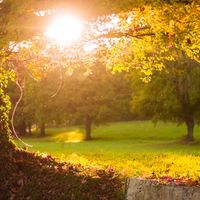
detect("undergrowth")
[0,149,124,200]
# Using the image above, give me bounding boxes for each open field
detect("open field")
[17,121,200,179]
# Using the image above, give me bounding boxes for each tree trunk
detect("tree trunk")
[185,118,194,142]
[0,93,15,152]
[39,122,45,137]
[85,116,92,140]
[17,119,27,136]
[0,120,15,151]
[27,123,32,135]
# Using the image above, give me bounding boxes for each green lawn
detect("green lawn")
[17,121,200,179]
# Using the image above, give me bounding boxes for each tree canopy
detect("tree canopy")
[131,54,200,141]
[0,0,200,146]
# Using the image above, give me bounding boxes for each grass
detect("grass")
[16,121,200,180]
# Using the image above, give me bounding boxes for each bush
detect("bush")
[0,149,124,200]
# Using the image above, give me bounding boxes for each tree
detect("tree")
[9,60,132,140]
[0,0,199,149]
[58,62,132,140]
[22,69,64,137]
[131,54,200,141]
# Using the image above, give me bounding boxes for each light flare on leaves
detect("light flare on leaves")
[45,15,83,45]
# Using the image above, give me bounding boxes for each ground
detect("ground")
[16,121,200,181]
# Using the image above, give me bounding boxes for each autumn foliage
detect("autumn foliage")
[0,149,124,200]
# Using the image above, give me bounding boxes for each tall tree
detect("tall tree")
[131,55,200,141]
[59,62,132,140]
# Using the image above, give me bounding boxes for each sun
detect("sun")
[45,15,83,44]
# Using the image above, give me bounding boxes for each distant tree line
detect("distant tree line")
[8,52,200,142]
[8,62,133,140]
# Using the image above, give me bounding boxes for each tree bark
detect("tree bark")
[185,118,194,142]
[172,61,195,142]
[85,116,92,140]
[39,122,45,137]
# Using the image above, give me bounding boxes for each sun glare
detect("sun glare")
[45,15,83,44]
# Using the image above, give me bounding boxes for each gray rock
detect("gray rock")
[125,178,200,200]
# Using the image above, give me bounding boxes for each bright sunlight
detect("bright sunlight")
[45,15,83,44]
